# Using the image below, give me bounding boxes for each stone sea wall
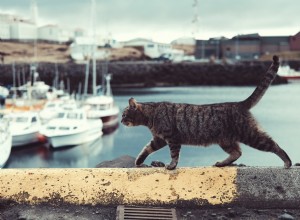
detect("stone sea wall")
[0,61,287,93]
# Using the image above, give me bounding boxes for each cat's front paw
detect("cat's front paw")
[165,163,177,170]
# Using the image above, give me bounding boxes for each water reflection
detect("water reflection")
[5,130,117,168]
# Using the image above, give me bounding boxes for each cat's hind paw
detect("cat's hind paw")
[214,161,227,167]
[284,161,292,169]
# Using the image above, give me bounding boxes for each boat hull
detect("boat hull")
[12,132,41,147]
[47,128,103,148]
[281,76,300,81]
[87,107,119,134]
[0,132,12,168]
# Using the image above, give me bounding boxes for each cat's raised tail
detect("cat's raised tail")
[240,55,280,109]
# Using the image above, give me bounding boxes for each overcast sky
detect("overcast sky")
[0,0,299,43]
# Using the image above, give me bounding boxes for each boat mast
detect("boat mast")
[91,0,97,95]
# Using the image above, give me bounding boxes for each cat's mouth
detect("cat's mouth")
[121,119,133,127]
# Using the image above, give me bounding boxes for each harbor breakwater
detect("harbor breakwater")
[0,61,287,92]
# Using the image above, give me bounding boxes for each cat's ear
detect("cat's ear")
[129,97,138,108]
[129,97,141,110]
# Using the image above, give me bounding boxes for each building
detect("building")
[222,34,261,60]
[195,37,224,60]
[195,32,299,61]
[0,13,72,43]
[0,13,36,41]
[10,20,37,41]
[0,14,12,39]
[123,38,173,58]
[38,25,71,42]
[290,32,300,51]
[260,36,290,55]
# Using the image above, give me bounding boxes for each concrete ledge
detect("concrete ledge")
[0,167,299,208]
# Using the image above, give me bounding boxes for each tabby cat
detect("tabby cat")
[121,56,292,170]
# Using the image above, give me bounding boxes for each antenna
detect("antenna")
[191,0,200,38]
[30,0,38,64]
[192,0,205,59]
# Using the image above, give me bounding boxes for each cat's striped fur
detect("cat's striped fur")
[121,56,292,170]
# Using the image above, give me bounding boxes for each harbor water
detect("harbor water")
[4,83,300,168]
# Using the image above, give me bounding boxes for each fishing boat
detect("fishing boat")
[84,74,120,133]
[40,109,103,148]
[0,117,12,168]
[278,65,300,81]
[4,112,43,147]
[5,64,47,112]
[82,0,119,134]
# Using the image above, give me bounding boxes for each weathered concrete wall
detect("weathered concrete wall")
[0,167,299,208]
[0,62,287,93]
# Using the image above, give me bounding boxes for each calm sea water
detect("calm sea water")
[5,82,300,168]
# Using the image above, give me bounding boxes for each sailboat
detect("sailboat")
[83,0,119,134]
[84,74,120,133]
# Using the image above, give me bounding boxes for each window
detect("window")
[59,127,70,130]
[31,117,37,123]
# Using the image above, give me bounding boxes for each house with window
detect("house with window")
[123,38,173,58]
[0,13,37,41]
[0,14,12,39]
[10,20,37,41]
[38,25,71,42]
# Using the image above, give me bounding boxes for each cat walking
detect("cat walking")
[121,56,292,170]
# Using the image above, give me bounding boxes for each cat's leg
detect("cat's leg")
[215,142,242,167]
[135,137,167,166]
[242,130,292,169]
[166,144,181,170]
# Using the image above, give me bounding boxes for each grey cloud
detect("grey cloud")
[0,0,299,42]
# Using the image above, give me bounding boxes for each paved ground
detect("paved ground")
[1,203,299,220]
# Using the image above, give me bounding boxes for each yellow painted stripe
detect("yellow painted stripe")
[0,168,237,206]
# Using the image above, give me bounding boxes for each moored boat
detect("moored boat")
[40,109,103,148]
[39,97,78,124]
[278,65,300,81]
[85,95,119,133]
[84,74,119,134]
[4,112,44,147]
[0,117,12,168]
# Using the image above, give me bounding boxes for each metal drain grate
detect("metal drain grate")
[116,205,177,220]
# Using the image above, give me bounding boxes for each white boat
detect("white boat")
[39,98,78,124]
[0,117,12,168]
[4,112,43,147]
[278,65,300,81]
[0,86,9,107]
[85,74,120,134]
[40,109,103,148]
